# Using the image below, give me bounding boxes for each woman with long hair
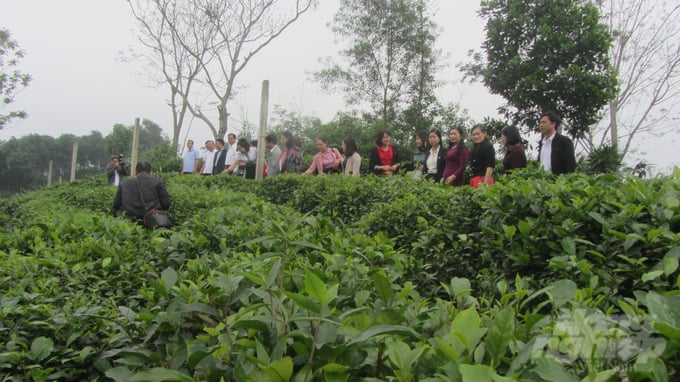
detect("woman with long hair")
[442,126,469,186]
[279,130,303,174]
[342,137,361,176]
[303,137,343,175]
[411,130,429,173]
[368,130,400,176]
[423,129,446,182]
[469,124,495,187]
[501,125,527,173]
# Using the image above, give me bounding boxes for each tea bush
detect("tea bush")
[1,170,679,380]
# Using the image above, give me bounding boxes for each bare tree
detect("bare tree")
[126,1,215,147]
[127,0,316,143]
[587,0,680,159]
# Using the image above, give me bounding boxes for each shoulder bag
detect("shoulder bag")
[136,178,173,229]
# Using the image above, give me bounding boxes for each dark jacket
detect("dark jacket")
[503,144,527,173]
[538,133,576,175]
[423,146,446,182]
[368,145,400,176]
[113,173,171,220]
[213,148,227,174]
[470,141,495,177]
[106,163,128,184]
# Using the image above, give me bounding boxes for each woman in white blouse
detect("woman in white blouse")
[342,138,361,176]
[423,129,446,182]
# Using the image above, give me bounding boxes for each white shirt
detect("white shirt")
[224,143,238,169]
[540,131,556,172]
[426,146,439,174]
[202,149,216,174]
[248,146,257,162]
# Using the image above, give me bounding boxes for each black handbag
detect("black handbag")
[136,178,173,229]
[143,208,172,229]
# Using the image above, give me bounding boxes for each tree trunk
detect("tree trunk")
[217,104,229,140]
[609,99,618,146]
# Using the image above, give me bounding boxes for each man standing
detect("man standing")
[213,138,228,174]
[223,133,238,172]
[113,161,171,223]
[265,134,281,177]
[538,111,576,175]
[106,155,128,186]
[182,140,200,175]
[199,140,216,176]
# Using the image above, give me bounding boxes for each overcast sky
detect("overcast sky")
[1,0,677,173]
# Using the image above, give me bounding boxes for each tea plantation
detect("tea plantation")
[1,169,679,381]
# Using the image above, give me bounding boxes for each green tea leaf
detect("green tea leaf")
[105,367,134,382]
[372,272,393,305]
[232,319,270,333]
[265,357,293,382]
[451,308,487,354]
[642,270,664,282]
[348,325,421,345]
[641,292,680,341]
[460,364,491,381]
[175,303,218,317]
[503,225,516,239]
[485,306,515,368]
[30,336,54,361]
[533,357,579,382]
[561,237,576,256]
[304,268,329,306]
[161,267,178,294]
[434,337,460,360]
[663,248,680,276]
[128,368,194,382]
[450,277,472,299]
[321,363,349,382]
[518,220,531,236]
[242,271,266,286]
[285,292,321,314]
[546,279,577,308]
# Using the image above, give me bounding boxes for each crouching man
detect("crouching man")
[113,161,171,225]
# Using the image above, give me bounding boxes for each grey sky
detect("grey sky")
[1,0,677,173]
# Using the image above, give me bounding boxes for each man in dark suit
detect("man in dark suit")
[113,161,171,222]
[538,111,576,175]
[213,138,228,174]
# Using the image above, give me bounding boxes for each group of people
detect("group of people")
[181,131,311,178]
[112,111,576,226]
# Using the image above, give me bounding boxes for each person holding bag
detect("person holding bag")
[303,137,343,175]
[113,161,172,229]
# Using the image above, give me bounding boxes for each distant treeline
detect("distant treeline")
[0,119,178,197]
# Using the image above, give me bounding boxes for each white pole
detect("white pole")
[256,80,269,180]
[47,160,53,187]
[131,118,140,175]
[70,140,78,182]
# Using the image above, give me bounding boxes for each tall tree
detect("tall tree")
[127,0,317,142]
[589,0,680,159]
[463,0,616,139]
[398,0,441,133]
[315,0,440,137]
[0,28,32,130]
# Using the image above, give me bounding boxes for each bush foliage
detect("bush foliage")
[1,169,679,381]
